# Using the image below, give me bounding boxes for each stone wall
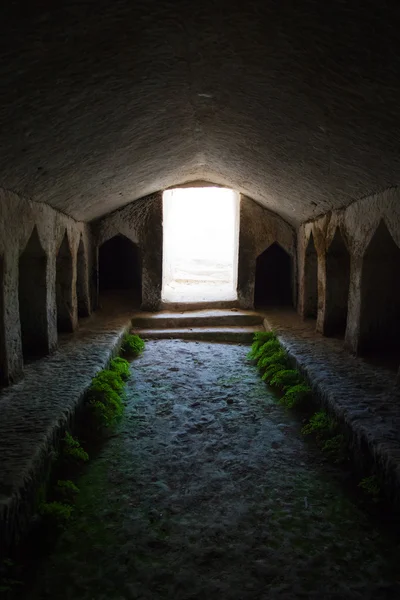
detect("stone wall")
[297,187,400,355]
[93,192,163,311]
[237,196,297,309]
[0,188,92,385]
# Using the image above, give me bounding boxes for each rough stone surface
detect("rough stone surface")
[262,309,400,509]
[0,307,132,555]
[238,197,296,309]
[297,188,400,355]
[93,193,163,311]
[1,2,400,223]
[25,341,400,599]
[0,188,92,385]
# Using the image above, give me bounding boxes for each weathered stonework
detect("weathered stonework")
[237,196,296,309]
[93,192,163,311]
[263,309,400,512]
[298,188,400,360]
[0,309,131,558]
[0,188,92,385]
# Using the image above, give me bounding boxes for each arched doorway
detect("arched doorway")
[56,232,74,332]
[324,228,350,337]
[19,227,49,359]
[359,220,400,362]
[254,243,292,308]
[76,237,90,318]
[303,233,318,319]
[99,235,142,305]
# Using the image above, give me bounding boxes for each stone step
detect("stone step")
[131,309,263,329]
[133,325,263,343]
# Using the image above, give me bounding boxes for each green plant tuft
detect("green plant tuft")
[92,369,125,393]
[269,369,302,391]
[39,501,73,525]
[321,435,347,464]
[280,384,312,409]
[359,475,381,501]
[62,432,89,463]
[121,333,145,358]
[110,357,131,381]
[258,350,288,371]
[261,362,288,382]
[301,411,337,437]
[247,331,277,359]
[56,479,80,501]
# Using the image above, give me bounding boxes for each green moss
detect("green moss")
[121,333,145,358]
[261,362,288,382]
[301,411,337,437]
[247,330,277,359]
[256,339,282,367]
[39,501,73,525]
[110,357,131,381]
[359,475,381,501]
[258,350,288,371]
[269,369,302,391]
[321,435,347,464]
[280,384,312,409]
[62,432,89,463]
[56,480,80,501]
[92,369,125,393]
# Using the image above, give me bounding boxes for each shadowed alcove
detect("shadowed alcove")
[56,232,74,332]
[359,221,400,363]
[303,233,318,319]
[254,243,292,308]
[76,237,90,318]
[0,256,5,384]
[18,227,48,359]
[99,235,142,305]
[324,228,351,337]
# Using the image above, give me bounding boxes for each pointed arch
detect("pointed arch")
[359,220,400,356]
[19,227,49,359]
[254,242,293,307]
[303,232,318,318]
[76,237,90,318]
[324,228,350,337]
[56,231,74,332]
[99,234,142,302]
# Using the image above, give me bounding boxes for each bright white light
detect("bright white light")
[162,187,239,303]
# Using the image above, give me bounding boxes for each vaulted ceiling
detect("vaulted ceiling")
[1,1,399,223]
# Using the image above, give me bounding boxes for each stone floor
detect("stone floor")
[25,341,400,600]
[0,304,132,553]
[262,309,400,505]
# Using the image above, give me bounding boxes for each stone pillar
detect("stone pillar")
[140,194,163,311]
[344,256,362,353]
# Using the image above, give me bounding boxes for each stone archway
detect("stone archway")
[99,235,142,304]
[18,227,49,359]
[76,237,90,318]
[324,228,350,337]
[56,232,74,332]
[254,243,292,308]
[359,220,400,357]
[303,233,318,319]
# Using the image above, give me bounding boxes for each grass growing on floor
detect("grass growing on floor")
[249,331,347,461]
[121,333,145,358]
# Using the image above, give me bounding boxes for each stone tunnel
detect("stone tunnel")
[1,1,400,597]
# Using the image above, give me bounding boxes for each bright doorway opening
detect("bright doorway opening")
[162,187,240,303]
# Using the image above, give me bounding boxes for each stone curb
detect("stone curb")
[262,316,400,512]
[0,316,132,558]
